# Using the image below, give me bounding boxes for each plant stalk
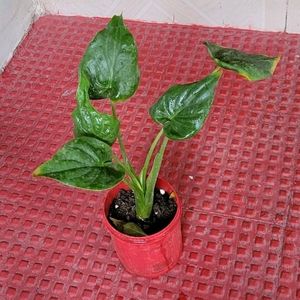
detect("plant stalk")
[136,136,169,220]
[110,101,142,189]
[139,128,164,190]
[111,102,129,165]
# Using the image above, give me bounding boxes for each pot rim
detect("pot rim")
[102,178,182,243]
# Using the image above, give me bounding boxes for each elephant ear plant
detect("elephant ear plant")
[33,15,280,236]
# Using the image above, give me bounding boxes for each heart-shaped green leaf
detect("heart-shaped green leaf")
[79,15,140,101]
[33,137,124,190]
[72,100,119,146]
[149,69,222,140]
[204,41,280,81]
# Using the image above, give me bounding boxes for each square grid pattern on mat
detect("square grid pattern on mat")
[0,16,299,299]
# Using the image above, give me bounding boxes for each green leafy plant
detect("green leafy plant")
[33,15,280,235]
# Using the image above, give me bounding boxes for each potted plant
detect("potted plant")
[33,15,280,277]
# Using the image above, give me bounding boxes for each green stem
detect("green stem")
[110,101,142,189]
[214,66,221,73]
[111,102,129,164]
[139,128,164,190]
[137,136,169,220]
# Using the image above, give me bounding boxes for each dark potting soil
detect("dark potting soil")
[108,188,177,235]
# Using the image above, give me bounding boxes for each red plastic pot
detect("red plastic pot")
[102,178,183,278]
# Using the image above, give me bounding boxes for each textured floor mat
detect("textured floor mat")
[0,15,299,299]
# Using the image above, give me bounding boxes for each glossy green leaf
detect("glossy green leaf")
[110,218,147,236]
[204,41,280,81]
[72,100,119,146]
[74,68,119,146]
[149,69,222,140]
[33,137,124,190]
[78,15,140,101]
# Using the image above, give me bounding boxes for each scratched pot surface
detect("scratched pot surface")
[0,16,300,300]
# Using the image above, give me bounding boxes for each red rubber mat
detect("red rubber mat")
[0,15,300,299]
